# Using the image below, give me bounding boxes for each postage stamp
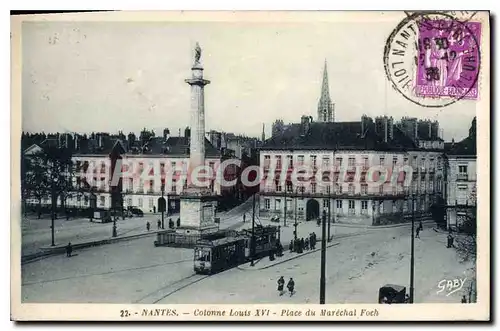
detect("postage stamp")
[383,11,483,108]
[415,20,482,100]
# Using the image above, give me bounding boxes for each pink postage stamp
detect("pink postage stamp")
[415,19,481,100]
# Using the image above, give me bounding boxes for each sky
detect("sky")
[21,16,478,141]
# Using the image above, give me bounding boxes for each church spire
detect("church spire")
[320,60,330,103]
[261,123,266,142]
[317,60,334,123]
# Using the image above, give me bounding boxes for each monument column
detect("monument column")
[185,45,210,175]
[178,42,218,236]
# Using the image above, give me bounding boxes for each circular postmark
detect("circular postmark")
[383,11,482,108]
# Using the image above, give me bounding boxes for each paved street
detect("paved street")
[21,197,254,256]
[21,221,474,304]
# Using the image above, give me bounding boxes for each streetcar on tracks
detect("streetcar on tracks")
[193,225,279,274]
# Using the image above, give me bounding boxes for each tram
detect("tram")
[193,225,279,274]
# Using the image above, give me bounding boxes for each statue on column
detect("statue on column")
[194,42,202,66]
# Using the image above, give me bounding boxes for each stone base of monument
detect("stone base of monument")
[177,188,219,236]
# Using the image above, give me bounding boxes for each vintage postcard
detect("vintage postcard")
[11,11,490,321]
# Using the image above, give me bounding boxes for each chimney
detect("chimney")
[163,128,170,141]
[184,127,191,138]
[388,116,394,140]
[98,134,103,148]
[178,128,181,137]
[74,134,79,150]
[300,115,311,136]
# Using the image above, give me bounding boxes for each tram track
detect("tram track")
[22,258,192,286]
[134,274,210,304]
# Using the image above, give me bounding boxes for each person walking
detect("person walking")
[66,242,73,258]
[300,238,305,252]
[287,278,295,297]
[304,237,309,251]
[289,240,294,253]
[415,226,421,239]
[447,233,454,248]
[277,276,285,296]
[461,295,467,303]
[157,219,161,230]
[146,221,151,232]
[419,220,423,231]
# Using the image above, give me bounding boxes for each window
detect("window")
[322,157,330,168]
[138,198,143,207]
[287,155,293,168]
[336,157,343,167]
[361,184,368,195]
[459,165,468,174]
[348,156,355,167]
[100,162,106,173]
[84,196,89,205]
[276,155,282,169]
[275,199,281,210]
[265,199,270,209]
[392,200,397,212]
[379,156,385,166]
[129,178,134,191]
[337,184,343,194]
[311,183,317,193]
[298,155,304,166]
[413,155,418,166]
[286,199,292,210]
[392,156,398,167]
[336,200,343,209]
[363,156,369,169]
[149,198,154,208]
[127,197,132,206]
[348,184,355,195]
[326,185,331,194]
[100,196,105,207]
[171,180,177,193]
[310,156,317,168]
[263,155,271,168]
[361,201,368,209]
[379,185,384,194]
[171,161,177,170]
[149,180,154,192]
[275,181,282,192]
[349,200,355,209]
[209,162,215,170]
[323,199,330,209]
[286,182,293,192]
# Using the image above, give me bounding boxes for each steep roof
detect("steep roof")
[446,136,476,156]
[261,121,418,151]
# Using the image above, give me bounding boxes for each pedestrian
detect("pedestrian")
[243,213,246,223]
[287,278,295,297]
[277,276,285,296]
[66,242,73,257]
[169,218,174,229]
[276,242,283,257]
[448,234,455,248]
[419,220,423,231]
[289,240,294,253]
[146,221,151,232]
[304,237,309,250]
[177,218,181,227]
[153,205,156,214]
[300,238,305,252]
[415,226,420,238]
[316,218,321,227]
[461,295,467,303]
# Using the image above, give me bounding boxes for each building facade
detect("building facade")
[445,118,477,230]
[259,115,445,225]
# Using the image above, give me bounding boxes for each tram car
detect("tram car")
[194,225,279,274]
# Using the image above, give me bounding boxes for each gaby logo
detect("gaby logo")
[437,277,467,297]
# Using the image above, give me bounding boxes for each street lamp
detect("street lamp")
[319,209,327,304]
[409,191,416,303]
[50,176,59,246]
